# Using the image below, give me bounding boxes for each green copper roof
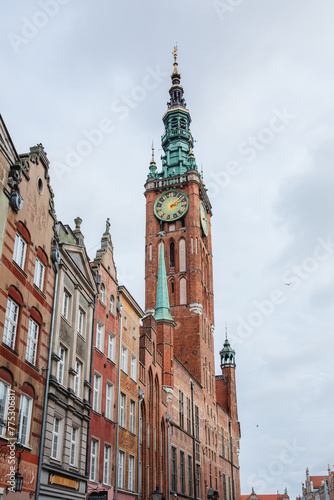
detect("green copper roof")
[154,238,174,322]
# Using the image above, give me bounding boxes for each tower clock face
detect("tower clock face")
[200,200,209,236]
[154,190,189,221]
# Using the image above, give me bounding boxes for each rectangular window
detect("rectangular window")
[96,322,104,352]
[105,382,113,420]
[223,474,227,500]
[186,397,191,434]
[93,374,101,412]
[26,318,39,365]
[130,355,137,381]
[90,439,98,481]
[77,308,85,336]
[196,443,200,463]
[221,428,225,458]
[179,390,184,429]
[0,381,10,436]
[188,455,193,496]
[129,400,135,434]
[120,393,126,428]
[196,464,201,498]
[13,233,27,269]
[62,291,70,319]
[51,417,60,460]
[74,360,81,397]
[128,455,135,491]
[70,427,77,466]
[57,346,65,385]
[34,258,45,290]
[103,445,111,485]
[180,451,185,494]
[3,297,19,349]
[195,405,199,440]
[121,345,128,373]
[118,450,125,488]
[108,333,115,361]
[17,394,32,446]
[171,446,177,492]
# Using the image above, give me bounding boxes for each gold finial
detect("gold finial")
[151,141,155,162]
[188,136,193,155]
[172,43,178,63]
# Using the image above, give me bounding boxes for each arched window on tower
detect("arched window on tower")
[169,242,175,268]
[171,118,178,130]
[180,118,187,130]
[179,239,186,272]
[180,277,187,305]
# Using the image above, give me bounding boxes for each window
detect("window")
[195,405,199,440]
[100,283,105,304]
[129,400,135,433]
[179,390,184,429]
[196,443,200,463]
[0,380,10,436]
[196,464,201,498]
[121,345,128,373]
[96,322,104,352]
[93,374,101,412]
[34,258,45,290]
[130,355,137,381]
[3,297,19,349]
[186,397,191,434]
[120,393,126,428]
[78,308,85,336]
[118,450,125,488]
[180,277,187,305]
[26,318,39,365]
[70,427,77,466]
[179,239,186,271]
[188,455,193,496]
[57,346,65,385]
[62,291,70,319]
[105,382,113,420]
[17,393,32,446]
[108,333,115,361]
[51,417,60,460]
[128,455,135,491]
[180,451,185,494]
[74,360,81,397]
[90,439,98,481]
[109,295,115,314]
[13,232,27,269]
[221,428,225,458]
[103,445,111,485]
[171,446,177,491]
[169,242,175,268]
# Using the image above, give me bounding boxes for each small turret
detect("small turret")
[220,327,236,368]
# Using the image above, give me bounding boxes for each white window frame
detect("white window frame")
[128,454,135,491]
[62,291,70,320]
[100,283,106,304]
[120,393,126,428]
[3,297,19,349]
[93,373,101,412]
[90,439,98,482]
[103,444,111,485]
[74,360,81,397]
[96,322,104,352]
[51,417,60,460]
[108,333,115,361]
[105,382,113,420]
[57,346,65,385]
[0,380,10,436]
[26,318,39,365]
[121,345,128,373]
[118,450,125,488]
[109,295,114,315]
[130,355,137,381]
[33,257,45,290]
[13,232,27,269]
[129,400,136,434]
[77,308,85,337]
[70,426,77,466]
[17,394,32,446]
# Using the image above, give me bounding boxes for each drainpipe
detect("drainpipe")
[85,274,101,481]
[35,244,60,500]
[165,413,171,500]
[137,388,144,500]
[191,381,197,500]
[229,421,235,500]
[115,298,123,500]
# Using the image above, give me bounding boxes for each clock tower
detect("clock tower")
[144,47,215,389]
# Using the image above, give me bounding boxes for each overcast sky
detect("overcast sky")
[1,1,334,498]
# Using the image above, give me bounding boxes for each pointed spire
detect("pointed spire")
[171,43,181,83]
[154,234,174,322]
[148,142,158,179]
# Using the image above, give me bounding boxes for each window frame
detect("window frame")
[74,360,81,397]
[121,345,128,373]
[120,392,126,428]
[128,454,135,491]
[96,322,104,352]
[13,232,27,269]
[51,416,61,460]
[130,355,137,381]
[17,393,32,446]
[108,332,115,362]
[129,399,136,434]
[105,382,113,420]
[93,373,101,413]
[90,439,98,482]
[57,346,66,385]
[26,317,39,365]
[33,257,45,290]
[103,444,111,485]
[3,297,19,349]
[0,380,10,437]
[62,290,70,320]
[69,426,77,467]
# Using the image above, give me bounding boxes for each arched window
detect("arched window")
[18,382,34,446]
[180,118,187,130]
[169,242,175,268]
[100,283,105,304]
[171,117,178,130]
[179,239,186,272]
[110,295,115,314]
[148,243,152,261]
[180,277,187,305]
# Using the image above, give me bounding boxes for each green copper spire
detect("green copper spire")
[219,326,236,368]
[154,234,174,322]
